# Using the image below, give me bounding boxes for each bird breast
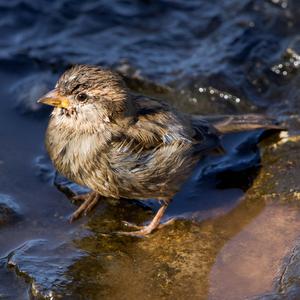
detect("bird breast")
[46,124,99,179]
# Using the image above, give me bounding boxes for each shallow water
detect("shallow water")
[1,0,300,299]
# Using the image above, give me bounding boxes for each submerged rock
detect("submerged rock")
[212,135,300,300]
[247,136,300,299]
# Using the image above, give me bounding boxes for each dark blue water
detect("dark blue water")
[0,0,300,299]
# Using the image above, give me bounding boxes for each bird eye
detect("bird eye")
[76,93,88,102]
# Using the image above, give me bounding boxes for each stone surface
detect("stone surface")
[0,194,20,226]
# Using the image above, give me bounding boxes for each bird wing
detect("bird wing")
[127,95,194,146]
[195,114,284,134]
[118,95,223,156]
[104,96,223,199]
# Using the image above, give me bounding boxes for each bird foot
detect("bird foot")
[118,218,175,237]
[71,192,95,202]
[115,225,154,237]
[69,192,100,222]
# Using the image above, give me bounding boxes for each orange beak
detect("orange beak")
[37,89,70,108]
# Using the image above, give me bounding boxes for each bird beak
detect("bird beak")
[37,89,70,108]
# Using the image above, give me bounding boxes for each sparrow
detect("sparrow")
[38,65,282,236]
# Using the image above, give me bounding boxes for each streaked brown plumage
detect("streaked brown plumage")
[38,65,282,236]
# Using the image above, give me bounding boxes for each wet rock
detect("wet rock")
[275,242,300,298]
[189,85,257,115]
[249,241,300,299]
[0,194,20,226]
[256,134,300,203]
[271,48,300,79]
[116,56,261,117]
[221,136,300,300]
[198,86,243,106]
[252,137,300,298]
[7,239,84,300]
[0,258,28,300]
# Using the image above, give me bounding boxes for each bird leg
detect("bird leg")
[53,175,100,220]
[69,191,101,222]
[118,200,170,237]
[71,192,95,202]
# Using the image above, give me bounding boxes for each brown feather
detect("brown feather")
[44,65,281,204]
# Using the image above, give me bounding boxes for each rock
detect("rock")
[249,241,300,299]
[210,135,300,300]
[0,257,28,300]
[7,239,84,300]
[0,194,20,226]
[274,242,300,298]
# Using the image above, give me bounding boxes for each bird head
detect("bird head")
[38,65,131,124]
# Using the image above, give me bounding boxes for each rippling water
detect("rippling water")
[1,0,300,299]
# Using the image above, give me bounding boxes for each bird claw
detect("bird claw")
[114,227,152,238]
[72,192,93,202]
[117,217,175,237]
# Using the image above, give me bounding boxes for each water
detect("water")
[1,0,300,299]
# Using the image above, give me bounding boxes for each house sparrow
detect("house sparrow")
[38,65,282,236]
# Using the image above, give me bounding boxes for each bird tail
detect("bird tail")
[202,114,285,134]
